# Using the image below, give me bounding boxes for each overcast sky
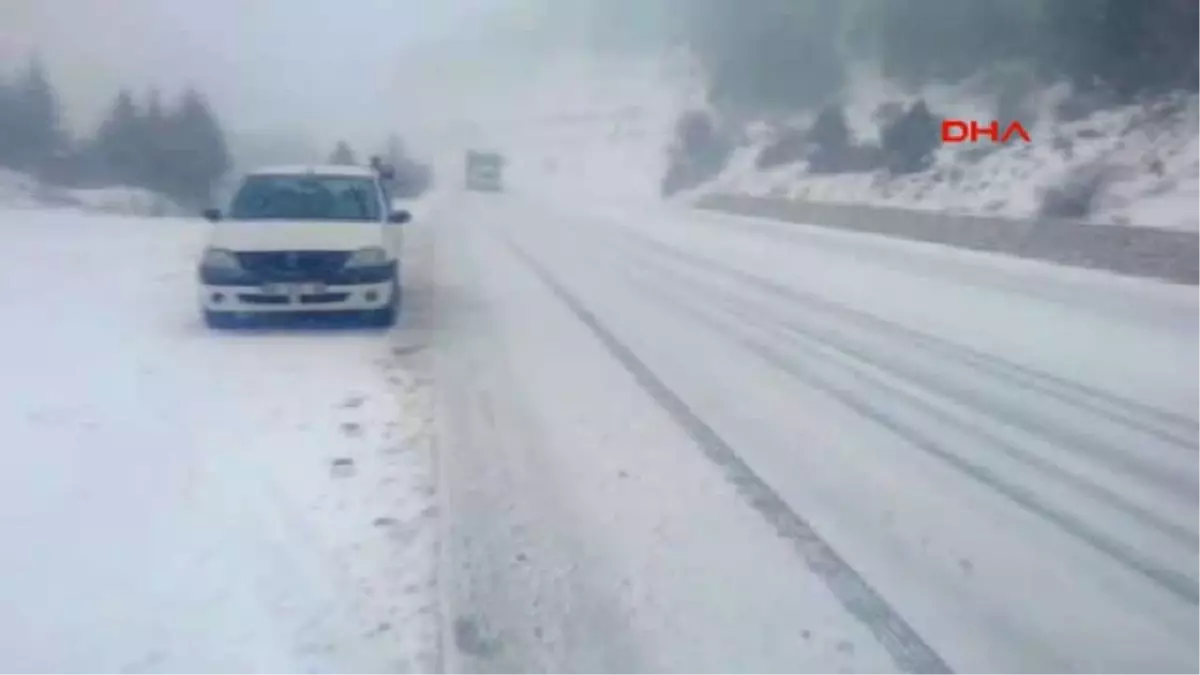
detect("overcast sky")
[0,0,524,149]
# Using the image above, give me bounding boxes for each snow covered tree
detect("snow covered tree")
[139,88,170,193]
[881,99,939,175]
[86,85,231,203]
[92,89,145,187]
[159,88,231,206]
[0,56,65,172]
[0,77,13,169]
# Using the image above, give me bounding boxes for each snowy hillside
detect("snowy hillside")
[0,169,185,217]
[713,73,1199,231]
[397,51,1197,231]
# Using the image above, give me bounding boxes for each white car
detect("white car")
[198,164,411,329]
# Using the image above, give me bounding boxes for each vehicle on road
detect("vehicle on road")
[197,164,411,329]
[465,150,504,192]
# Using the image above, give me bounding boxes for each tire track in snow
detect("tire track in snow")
[603,222,1199,451]
[519,217,1197,605]
[626,260,1198,544]
[521,216,1198,510]
[634,274,1198,606]
[495,231,954,675]
[434,215,647,673]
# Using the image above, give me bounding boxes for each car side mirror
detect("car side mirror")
[203,208,222,222]
[388,210,411,224]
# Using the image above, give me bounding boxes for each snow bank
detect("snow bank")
[0,207,438,671]
[0,168,186,217]
[0,168,41,209]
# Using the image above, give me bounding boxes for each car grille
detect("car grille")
[238,292,350,305]
[236,251,352,278]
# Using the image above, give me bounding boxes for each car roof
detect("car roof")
[246,164,377,178]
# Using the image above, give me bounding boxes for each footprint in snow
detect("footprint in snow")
[373,516,418,545]
[340,422,363,438]
[340,395,366,409]
[392,342,426,358]
[454,616,500,658]
[370,621,392,636]
[331,458,356,478]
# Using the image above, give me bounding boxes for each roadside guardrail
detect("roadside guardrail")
[695,194,1199,285]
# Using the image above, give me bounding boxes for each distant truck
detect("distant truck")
[465,151,504,192]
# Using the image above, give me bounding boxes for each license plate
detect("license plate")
[261,282,325,295]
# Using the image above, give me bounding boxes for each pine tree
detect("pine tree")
[140,88,169,193]
[92,89,144,187]
[329,141,357,165]
[1152,0,1200,92]
[162,88,231,206]
[881,99,939,175]
[0,77,13,169]
[4,56,64,172]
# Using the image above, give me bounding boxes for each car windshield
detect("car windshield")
[229,175,381,221]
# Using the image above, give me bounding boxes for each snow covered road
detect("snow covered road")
[0,209,439,672]
[0,191,1194,673]
[434,192,1198,673]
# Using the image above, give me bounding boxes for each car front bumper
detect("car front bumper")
[198,261,397,314]
[199,279,395,313]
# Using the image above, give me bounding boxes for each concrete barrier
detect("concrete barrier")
[694,194,1199,285]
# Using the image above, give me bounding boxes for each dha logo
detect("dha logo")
[941,119,1032,144]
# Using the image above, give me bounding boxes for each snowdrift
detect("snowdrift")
[0,169,186,218]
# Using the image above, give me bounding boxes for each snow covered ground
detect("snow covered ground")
[0,165,1194,672]
[435,187,1197,672]
[0,207,440,672]
[0,168,186,218]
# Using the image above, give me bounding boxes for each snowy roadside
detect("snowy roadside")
[0,208,438,672]
[0,168,187,218]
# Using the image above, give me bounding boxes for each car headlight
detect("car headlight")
[201,248,241,270]
[344,247,388,268]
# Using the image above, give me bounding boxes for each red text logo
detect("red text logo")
[941,119,1031,144]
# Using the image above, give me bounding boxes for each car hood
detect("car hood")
[208,220,384,252]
